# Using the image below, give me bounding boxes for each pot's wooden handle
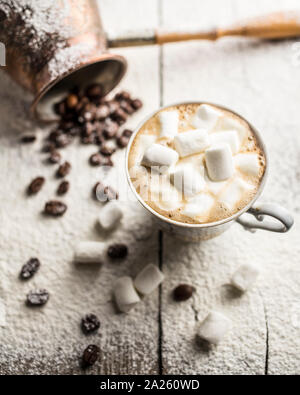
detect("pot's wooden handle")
[109,11,300,48]
[156,11,300,44]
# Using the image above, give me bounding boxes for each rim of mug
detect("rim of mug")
[125,101,269,229]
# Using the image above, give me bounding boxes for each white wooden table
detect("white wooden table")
[0,0,299,374]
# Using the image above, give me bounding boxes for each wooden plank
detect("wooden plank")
[0,0,160,374]
[160,0,300,374]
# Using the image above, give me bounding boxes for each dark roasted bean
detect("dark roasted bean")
[81,314,100,335]
[28,177,45,195]
[122,129,133,138]
[42,141,56,153]
[48,150,61,164]
[20,134,36,144]
[85,83,103,100]
[100,143,116,156]
[173,284,196,302]
[56,161,71,178]
[117,136,130,148]
[115,91,131,101]
[82,344,100,368]
[48,129,62,142]
[119,100,135,115]
[111,108,128,125]
[103,121,119,139]
[107,244,128,259]
[107,100,120,114]
[55,134,72,148]
[20,258,40,280]
[44,201,67,216]
[95,104,110,120]
[131,98,143,110]
[57,181,70,195]
[26,289,49,306]
[66,93,78,109]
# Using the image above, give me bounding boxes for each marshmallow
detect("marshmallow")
[210,131,240,154]
[98,201,123,230]
[219,178,254,210]
[182,193,215,219]
[114,276,141,313]
[159,110,179,138]
[150,175,182,211]
[231,263,260,292]
[204,172,228,196]
[136,134,156,163]
[205,143,234,181]
[234,153,261,177]
[216,116,248,144]
[174,129,210,158]
[73,241,105,264]
[134,264,164,295]
[192,104,221,131]
[197,311,231,345]
[171,165,205,197]
[141,144,179,174]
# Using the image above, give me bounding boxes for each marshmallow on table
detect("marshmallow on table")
[231,263,260,292]
[197,311,231,345]
[98,201,123,230]
[171,165,205,197]
[216,116,248,145]
[142,144,179,174]
[210,131,240,154]
[134,264,164,295]
[192,104,221,131]
[174,129,210,158]
[114,276,141,313]
[73,241,105,264]
[182,193,215,220]
[159,110,179,138]
[205,143,234,181]
[219,177,254,210]
[234,153,261,177]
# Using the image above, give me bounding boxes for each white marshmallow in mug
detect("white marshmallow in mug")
[231,263,260,292]
[219,177,254,210]
[73,241,105,264]
[98,201,123,230]
[114,276,141,313]
[205,143,234,181]
[171,165,205,197]
[234,153,261,177]
[174,129,210,158]
[159,110,179,138]
[216,116,248,144]
[197,311,231,345]
[182,193,215,219]
[210,131,240,154]
[141,144,179,174]
[134,264,165,295]
[192,104,221,131]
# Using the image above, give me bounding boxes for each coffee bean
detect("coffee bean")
[89,153,108,167]
[103,121,119,139]
[83,122,95,136]
[44,201,67,216]
[82,344,100,368]
[48,129,62,142]
[93,182,104,200]
[55,134,71,148]
[86,83,103,100]
[42,141,56,153]
[131,98,143,110]
[81,314,100,335]
[119,100,135,115]
[111,108,128,125]
[26,289,49,306]
[100,143,116,156]
[54,101,66,116]
[122,129,133,138]
[28,177,45,195]
[94,184,118,202]
[56,161,71,178]
[117,136,130,148]
[107,100,120,114]
[48,150,61,164]
[20,258,40,280]
[173,284,196,302]
[107,244,128,259]
[57,181,70,195]
[59,120,75,131]
[95,104,110,120]
[20,134,36,144]
[66,93,78,109]
[115,91,131,101]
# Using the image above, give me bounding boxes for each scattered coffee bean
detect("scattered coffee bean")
[107,244,128,259]
[48,150,61,164]
[173,284,196,302]
[28,177,45,195]
[44,200,67,217]
[48,129,62,142]
[81,314,101,335]
[131,98,143,110]
[82,344,100,368]
[85,83,103,100]
[122,129,133,138]
[95,104,110,120]
[56,161,71,178]
[20,134,36,144]
[119,100,135,115]
[115,91,131,101]
[55,133,71,148]
[117,136,130,148]
[107,100,120,114]
[42,141,56,153]
[112,108,128,125]
[103,121,119,139]
[89,153,112,167]
[26,289,49,306]
[66,93,78,109]
[20,258,40,280]
[57,180,70,195]
[100,143,116,156]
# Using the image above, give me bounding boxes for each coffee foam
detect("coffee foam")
[129,103,266,225]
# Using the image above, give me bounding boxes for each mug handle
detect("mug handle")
[236,203,294,233]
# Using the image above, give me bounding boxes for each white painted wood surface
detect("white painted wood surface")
[0,0,299,374]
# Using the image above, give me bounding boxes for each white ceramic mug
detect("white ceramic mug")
[126,102,294,241]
